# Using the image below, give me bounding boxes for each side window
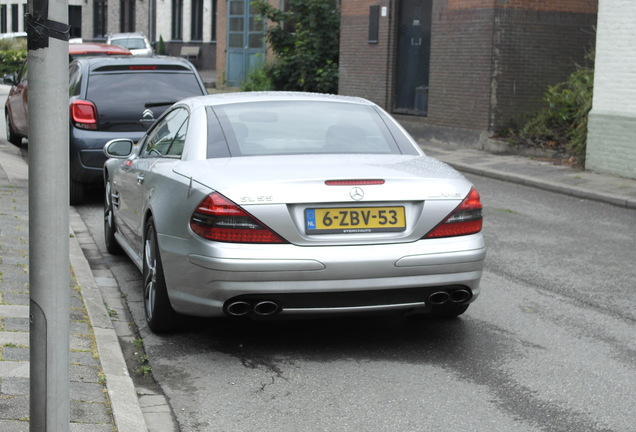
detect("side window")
[141,108,190,158]
[68,64,82,96]
[17,60,28,83]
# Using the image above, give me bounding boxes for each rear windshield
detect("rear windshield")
[111,39,146,50]
[85,71,204,132]
[208,100,418,157]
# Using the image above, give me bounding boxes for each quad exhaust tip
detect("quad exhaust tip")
[428,288,472,305]
[226,300,280,317]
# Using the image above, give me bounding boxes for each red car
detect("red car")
[4,42,132,146]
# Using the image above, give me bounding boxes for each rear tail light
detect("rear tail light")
[424,187,483,238]
[70,100,98,130]
[190,192,287,244]
[129,65,157,70]
[325,179,385,186]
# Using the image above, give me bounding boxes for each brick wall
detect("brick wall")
[586,0,636,179]
[448,0,596,14]
[339,0,597,135]
[427,4,495,130]
[491,7,597,131]
[338,0,393,107]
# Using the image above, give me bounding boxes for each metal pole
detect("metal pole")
[27,0,70,430]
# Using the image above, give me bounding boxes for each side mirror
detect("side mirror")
[104,139,134,158]
[3,74,16,85]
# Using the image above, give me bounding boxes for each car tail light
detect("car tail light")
[424,187,483,238]
[190,192,287,244]
[70,100,98,130]
[129,65,157,70]
[325,179,385,186]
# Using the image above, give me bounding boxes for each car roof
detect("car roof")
[0,31,27,40]
[108,32,147,39]
[71,55,196,69]
[179,91,377,109]
[69,42,132,56]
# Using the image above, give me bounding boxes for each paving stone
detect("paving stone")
[71,381,108,403]
[70,399,113,425]
[3,318,28,332]
[0,394,29,420]
[0,377,29,396]
[2,347,28,361]
[71,364,102,384]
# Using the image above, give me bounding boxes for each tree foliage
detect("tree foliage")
[250,0,340,94]
[0,37,27,75]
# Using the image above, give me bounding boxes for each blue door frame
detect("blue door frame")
[226,0,266,87]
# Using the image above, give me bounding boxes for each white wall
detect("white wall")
[0,0,26,33]
[586,0,636,179]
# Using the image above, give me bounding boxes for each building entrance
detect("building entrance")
[394,0,432,115]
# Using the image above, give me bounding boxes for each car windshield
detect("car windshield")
[112,38,146,50]
[209,100,405,157]
[85,71,203,132]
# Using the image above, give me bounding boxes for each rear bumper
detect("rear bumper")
[159,233,486,318]
[70,128,144,183]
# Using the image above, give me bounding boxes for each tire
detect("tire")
[70,179,85,205]
[6,112,22,146]
[428,303,469,319]
[104,179,122,255]
[143,217,177,332]
[407,303,470,322]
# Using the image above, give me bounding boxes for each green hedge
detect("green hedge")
[0,50,26,75]
[0,37,27,75]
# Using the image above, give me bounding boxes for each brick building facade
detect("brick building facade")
[339,0,597,148]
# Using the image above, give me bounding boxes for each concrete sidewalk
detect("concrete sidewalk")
[420,141,636,209]
[1,114,635,431]
[0,139,147,432]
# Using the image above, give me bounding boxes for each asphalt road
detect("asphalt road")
[3,77,635,431]
[73,173,636,432]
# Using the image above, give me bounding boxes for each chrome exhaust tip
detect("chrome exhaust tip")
[450,289,472,303]
[427,291,451,305]
[226,301,252,317]
[253,301,280,316]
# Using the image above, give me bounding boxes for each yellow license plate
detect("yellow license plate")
[305,206,406,234]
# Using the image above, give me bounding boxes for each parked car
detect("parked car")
[68,56,207,203]
[3,42,132,147]
[68,42,132,60]
[103,92,486,333]
[0,31,27,41]
[106,32,153,56]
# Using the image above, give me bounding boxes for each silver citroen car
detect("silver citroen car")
[103,92,486,332]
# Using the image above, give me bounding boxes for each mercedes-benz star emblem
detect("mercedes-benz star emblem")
[350,187,364,201]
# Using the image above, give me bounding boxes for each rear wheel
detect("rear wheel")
[5,112,22,146]
[428,303,469,319]
[104,179,122,254]
[143,217,177,332]
[407,303,470,322]
[70,179,85,205]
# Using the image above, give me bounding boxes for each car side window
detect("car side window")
[15,60,28,83]
[141,108,189,158]
[68,64,82,96]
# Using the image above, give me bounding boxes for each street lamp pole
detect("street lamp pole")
[26,0,70,430]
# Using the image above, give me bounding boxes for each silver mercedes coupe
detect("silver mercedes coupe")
[103,92,486,332]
